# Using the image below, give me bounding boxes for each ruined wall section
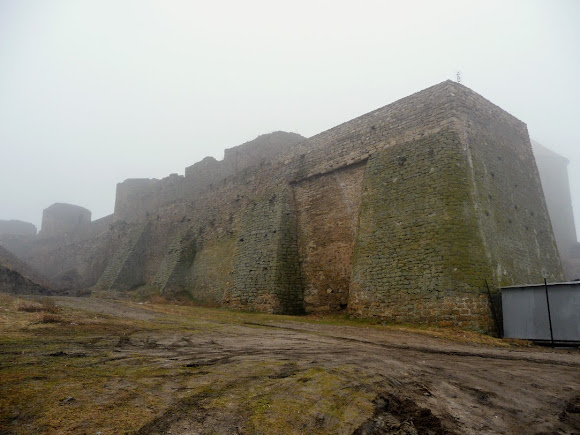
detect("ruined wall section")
[184,157,225,196]
[451,87,563,286]
[293,162,366,312]
[115,130,303,224]
[143,177,256,305]
[139,132,308,305]
[183,132,305,190]
[113,83,462,238]
[19,215,121,289]
[114,174,185,222]
[222,131,306,175]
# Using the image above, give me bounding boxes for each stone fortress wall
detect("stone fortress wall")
[531,140,580,279]
[0,81,568,331]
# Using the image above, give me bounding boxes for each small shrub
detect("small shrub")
[39,298,60,314]
[148,294,169,305]
[17,298,61,314]
[0,292,14,307]
[39,313,63,323]
[17,302,43,313]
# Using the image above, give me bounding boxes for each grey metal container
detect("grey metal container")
[501,282,580,343]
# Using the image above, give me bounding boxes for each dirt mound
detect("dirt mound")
[353,393,454,435]
[559,395,580,432]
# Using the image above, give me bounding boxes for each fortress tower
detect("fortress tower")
[39,203,91,239]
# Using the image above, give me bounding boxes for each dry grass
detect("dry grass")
[0,292,549,434]
[17,298,60,314]
[0,292,162,433]
[38,313,64,323]
[147,294,170,305]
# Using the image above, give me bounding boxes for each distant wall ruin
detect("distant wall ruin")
[0,220,37,237]
[0,220,37,259]
[532,140,580,280]
[39,203,91,239]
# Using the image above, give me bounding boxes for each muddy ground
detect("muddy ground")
[1,295,579,434]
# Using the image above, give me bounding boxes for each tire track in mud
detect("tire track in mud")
[242,321,580,368]
[41,297,579,434]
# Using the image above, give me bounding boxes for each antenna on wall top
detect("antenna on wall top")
[456,71,462,84]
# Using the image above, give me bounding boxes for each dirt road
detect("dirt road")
[1,296,579,434]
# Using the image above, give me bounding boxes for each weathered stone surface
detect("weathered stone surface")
[153,229,197,295]
[294,162,366,312]
[0,265,51,295]
[0,81,566,331]
[228,187,304,314]
[349,130,492,329]
[39,203,91,239]
[95,222,150,291]
[0,245,52,289]
[0,245,52,294]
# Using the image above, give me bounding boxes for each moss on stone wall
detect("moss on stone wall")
[153,230,197,295]
[28,81,563,330]
[94,222,150,291]
[189,235,236,305]
[228,187,304,314]
[349,129,492,329]
[293,162,366,312]
[451,91,564,286]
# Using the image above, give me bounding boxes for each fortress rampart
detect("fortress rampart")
[3,81,565,331]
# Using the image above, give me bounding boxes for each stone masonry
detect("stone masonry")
[1,81,565,331]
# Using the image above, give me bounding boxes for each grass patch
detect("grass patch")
[137,302,519,348]
[17,298,60,314]
[0,293,539,434]
[38,313,64,324]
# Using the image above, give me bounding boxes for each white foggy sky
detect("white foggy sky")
[1,0,579,232]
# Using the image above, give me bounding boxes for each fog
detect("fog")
[1,0,579,233]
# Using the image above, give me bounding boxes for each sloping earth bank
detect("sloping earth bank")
[1,295,579,434]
